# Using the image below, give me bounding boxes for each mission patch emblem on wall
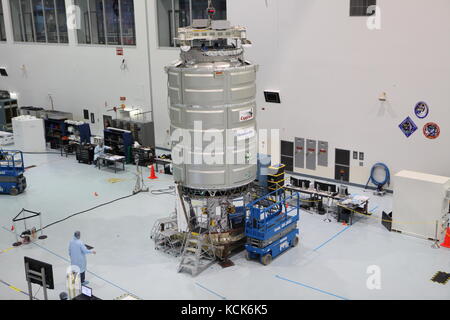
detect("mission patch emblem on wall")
[414,101,429,119]
[399,117,418,138]
[423,122,440,139]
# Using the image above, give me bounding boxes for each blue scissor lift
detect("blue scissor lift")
[245,190,301,265]
[0,150,26,196]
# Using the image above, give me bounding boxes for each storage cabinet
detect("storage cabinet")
[111,119,155,147]
[44,118,69,149]
[12,117,46,153]
[76,144,95,165]
[392,170,450,242]
[104,128,134,163]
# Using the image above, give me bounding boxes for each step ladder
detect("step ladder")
[178,232,216,277]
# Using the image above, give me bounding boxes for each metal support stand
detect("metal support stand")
[12,220,21,247]
[12,209,48,246]
[38,214,47,240]
[133,158,149,194]
[431,220,441,249]
[323,198,332,223]
[25,262,48,300]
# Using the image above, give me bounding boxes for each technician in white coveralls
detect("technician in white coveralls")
[69,231,96,285]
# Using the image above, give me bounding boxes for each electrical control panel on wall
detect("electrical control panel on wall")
[306,140,317,171]
[317,141,329,167]
[294,138,305,169]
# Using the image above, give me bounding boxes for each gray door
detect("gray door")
[335,149,350,182]
[294,137,305,169]
[305,139,317,170]
[317,141,329,167]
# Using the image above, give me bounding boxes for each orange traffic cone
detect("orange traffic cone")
[440,227,450,248]
[148,165,158,180]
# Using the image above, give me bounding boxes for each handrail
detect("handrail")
[248,192,297,210]
[0,150,24,171]
[246,191,301,235]
[247,191,301,216]
[246,189,284,208]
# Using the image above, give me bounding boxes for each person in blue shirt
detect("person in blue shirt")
[69,231,96,285]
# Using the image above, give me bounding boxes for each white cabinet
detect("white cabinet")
[12,116,46,153]
[392,170,450,242]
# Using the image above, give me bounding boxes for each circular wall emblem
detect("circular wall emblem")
[423,122,440,139]
[414,101,429,119]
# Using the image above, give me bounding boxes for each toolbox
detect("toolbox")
[76,144,95,165]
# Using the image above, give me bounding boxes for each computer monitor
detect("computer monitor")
[314,181,337,193]
[298,179,311,189]
[24,257,54,289]
[290,177,311,189]
[81,285,92,297]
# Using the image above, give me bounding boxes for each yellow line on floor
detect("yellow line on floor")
[8,286,21,292]
[0,279,31,298]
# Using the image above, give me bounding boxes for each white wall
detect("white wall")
[1,0,449,187]
[0,0,152,136]
[226,0,450,186]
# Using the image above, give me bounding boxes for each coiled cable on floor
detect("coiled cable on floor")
[151,186,175,196]
[365,163,390,191]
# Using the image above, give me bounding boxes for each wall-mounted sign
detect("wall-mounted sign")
[399,117,418,138]
[414,101,429,119]
[116,47,124,56]
[423,122,440,139]
[239,108,254,122]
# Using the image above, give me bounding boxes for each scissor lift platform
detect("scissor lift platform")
[245,189,300,265]
[0,150,26,196]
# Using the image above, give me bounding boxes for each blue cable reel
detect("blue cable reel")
[365,163,390,193]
